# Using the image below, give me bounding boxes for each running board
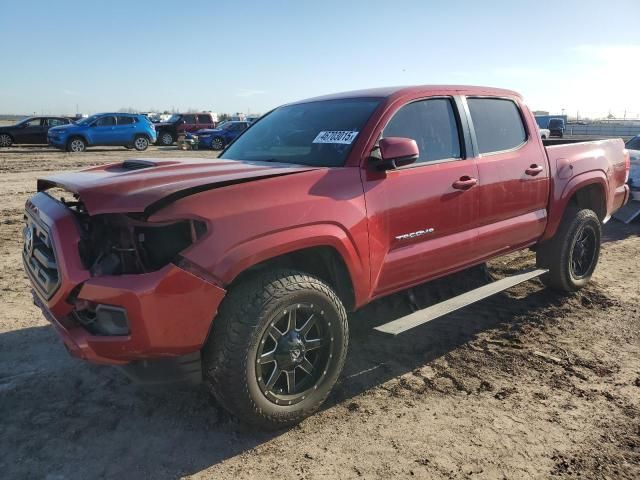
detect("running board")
[374,268,548,336]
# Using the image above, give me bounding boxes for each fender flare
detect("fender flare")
[541,170,608,241]
[211,223,369,307]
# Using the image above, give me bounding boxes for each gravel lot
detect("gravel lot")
[0,146,638,479]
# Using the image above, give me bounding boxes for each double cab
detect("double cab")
[24,85,630,429]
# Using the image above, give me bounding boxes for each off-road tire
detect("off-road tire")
[203,269,349,429]
[536,207,601,292]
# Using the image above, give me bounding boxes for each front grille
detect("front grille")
[23,210,60,299]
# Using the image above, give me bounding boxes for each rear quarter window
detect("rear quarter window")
[197,114,211,123]
[467,98,526,154]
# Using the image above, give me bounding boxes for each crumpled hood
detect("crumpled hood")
[38,158,321,216]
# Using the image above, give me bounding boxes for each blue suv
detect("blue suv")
[195,120,251,150]
[48,113,157,152]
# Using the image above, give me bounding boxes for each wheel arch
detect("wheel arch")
[542,171,607,241]
[209,226,368,311]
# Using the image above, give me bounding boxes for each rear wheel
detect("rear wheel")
[158,131,174,146]
[0,134,12,147]
[134,135,149,151]
[536,208,601,292]
[203,270,349,429]
[67,137,86,153]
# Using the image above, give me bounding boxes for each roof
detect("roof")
[288,85,522,105]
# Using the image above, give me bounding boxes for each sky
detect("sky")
[1,0,639,118]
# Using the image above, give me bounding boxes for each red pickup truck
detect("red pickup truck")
[23,85,630,428]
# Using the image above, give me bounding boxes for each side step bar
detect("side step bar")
[374,268,548,336]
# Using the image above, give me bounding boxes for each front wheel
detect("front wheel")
[211,136,225,150]
[134,135,149,151]
[203,270,349,429]
[158,131,174,146]
[67,137,86,153]
[536,208,601,292]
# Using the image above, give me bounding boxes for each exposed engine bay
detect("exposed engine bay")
[46,188,206,276]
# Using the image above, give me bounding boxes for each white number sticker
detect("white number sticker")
[312,131,359,145]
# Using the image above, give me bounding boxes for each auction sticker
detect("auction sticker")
[312,131,359,144]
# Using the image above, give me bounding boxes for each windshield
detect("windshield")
[76,114,100,126]
[167,114,182,123]
[220,98,381,167]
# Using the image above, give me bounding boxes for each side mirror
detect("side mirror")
[376,137,419,170]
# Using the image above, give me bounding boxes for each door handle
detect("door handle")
[525,164,544,176]
[452,176,478,190]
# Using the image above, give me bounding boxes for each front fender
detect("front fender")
[208,223,369,307]
[541,170,608,241]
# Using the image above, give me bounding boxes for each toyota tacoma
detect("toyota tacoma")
[23,85,630,428]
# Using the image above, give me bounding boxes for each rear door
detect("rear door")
[114,116,136,144]
[363,96,481,297]
[197,114,212,129]
[182,114,197,133]
[463,96,550,256]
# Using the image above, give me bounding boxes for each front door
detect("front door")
[90,115,117,145]
[363,97,481,298]
[15,118,45,144]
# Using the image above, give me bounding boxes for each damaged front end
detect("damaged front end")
[23,188,226,366]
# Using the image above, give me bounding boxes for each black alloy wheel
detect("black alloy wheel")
[255,302,333,405]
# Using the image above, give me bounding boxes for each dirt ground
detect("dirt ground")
[0,146,638,479]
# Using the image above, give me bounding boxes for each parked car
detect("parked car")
[24,85,629,429]
[195,120,251,150]
[154,113,216,146]
[626,136,640,199]
[47,113,157,153]
[0,116,73,147]
[548,118,565,137]
[539,127,550,139]
[625,135,640,151]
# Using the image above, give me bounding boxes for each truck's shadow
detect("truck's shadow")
[0,221,634,478]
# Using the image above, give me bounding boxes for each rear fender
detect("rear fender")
[542,170,607,241]
[208,224,369,307]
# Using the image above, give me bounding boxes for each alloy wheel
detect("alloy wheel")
[570,225,597,279]
[70,139,85,152]
[212,137,224,150]
[0,134,12,147]
[255,303,333,405]
[134,137,149,150]
[161,133,173,145]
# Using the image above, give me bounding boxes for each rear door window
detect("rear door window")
[383,98,461,164]
[46,118,67,127]
[467,98,526,154]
